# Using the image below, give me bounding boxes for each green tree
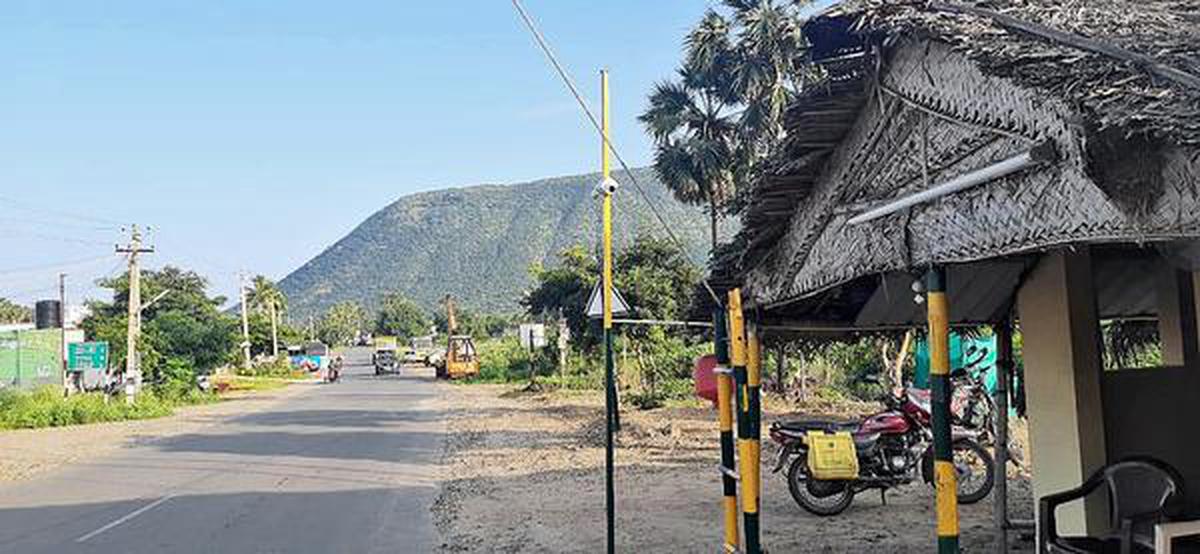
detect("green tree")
[0,298,32,324]
[317,301,366,346]
[523,246,598,349]
[523,236,702,351]
[82,266,238,391]
[375,293,430,340]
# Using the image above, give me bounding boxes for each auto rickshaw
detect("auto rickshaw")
[437,335,478,379]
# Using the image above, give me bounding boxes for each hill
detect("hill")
[278,168,732,319]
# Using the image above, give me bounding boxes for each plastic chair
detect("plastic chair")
[1040,457,1185,554]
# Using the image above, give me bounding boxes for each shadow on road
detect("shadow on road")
[0,487,434,554]
[151,430,446,464]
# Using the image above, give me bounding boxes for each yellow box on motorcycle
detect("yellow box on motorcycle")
[805,431,859,480]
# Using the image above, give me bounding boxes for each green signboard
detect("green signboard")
[68,342,109,372]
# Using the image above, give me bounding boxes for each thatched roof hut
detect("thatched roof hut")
[729,0,1200,327]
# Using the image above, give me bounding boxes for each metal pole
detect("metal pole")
[993,320,1013,554]
[926,267,960,553]
[713,308,739,552]
[742,316,763,554]
[600,69,617,554]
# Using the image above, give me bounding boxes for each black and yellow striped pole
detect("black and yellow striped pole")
[742,318,764,554]
[926,267,960,553]
[728,290,749,552]
[713,307,740,552]
[599,69,618,554]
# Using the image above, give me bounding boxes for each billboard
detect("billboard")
[0,329,62,390]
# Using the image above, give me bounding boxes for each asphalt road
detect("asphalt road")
[0,348,445,554]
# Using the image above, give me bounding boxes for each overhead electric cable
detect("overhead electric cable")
[510,0,722,305]
[0,254,114,276]
[0,195,125,228]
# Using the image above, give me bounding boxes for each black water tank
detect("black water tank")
[35,300,62,329]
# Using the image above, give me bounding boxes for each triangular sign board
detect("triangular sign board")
[586,282,631,319]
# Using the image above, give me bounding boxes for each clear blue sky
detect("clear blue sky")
[0,1,707,306]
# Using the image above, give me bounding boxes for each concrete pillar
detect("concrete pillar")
[1157,265,1198,368]
[1017,249,1108,538]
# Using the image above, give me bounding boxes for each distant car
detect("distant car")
[401,348,424,365]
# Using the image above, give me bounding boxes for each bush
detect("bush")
[0,386,201,430]
[237,355,308,379]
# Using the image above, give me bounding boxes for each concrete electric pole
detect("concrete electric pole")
[239,273,251,368]
[59,272,68,393]
[269,298,280,358]
[116,225,153,404]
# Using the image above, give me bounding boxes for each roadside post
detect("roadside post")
[743,318,763,554]
[599,69,618,554]
[712,307,740,552]
[926,267,960,553]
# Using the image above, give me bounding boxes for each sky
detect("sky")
[0,1,708,307]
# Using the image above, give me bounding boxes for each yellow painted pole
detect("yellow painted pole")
[600,69,617,554]
[742,320,763,553]
[717,299,740,552]
[926,267,960,553]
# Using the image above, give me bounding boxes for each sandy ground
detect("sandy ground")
[434,384,1035,553]
[0,381,315,483]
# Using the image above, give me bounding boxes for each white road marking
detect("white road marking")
[75,495,175,543]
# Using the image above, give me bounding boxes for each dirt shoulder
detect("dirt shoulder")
[434,384,1033,553]
[0,382,314,483]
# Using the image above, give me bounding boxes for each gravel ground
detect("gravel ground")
[0,382,315,483]
[434,385,1036,553]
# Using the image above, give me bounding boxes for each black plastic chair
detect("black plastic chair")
[1040,457,1186,554]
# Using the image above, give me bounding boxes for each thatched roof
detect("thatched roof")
[840,0,1200,144]
[729,0,1200,320]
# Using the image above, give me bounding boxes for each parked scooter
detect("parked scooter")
[769,385,995,516]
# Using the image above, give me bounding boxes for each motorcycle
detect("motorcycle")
[324,357,343,384]
[769,386,995,516]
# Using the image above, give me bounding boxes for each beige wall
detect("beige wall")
[1017,249,1109,538]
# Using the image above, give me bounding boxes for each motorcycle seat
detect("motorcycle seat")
[774,420,857,437]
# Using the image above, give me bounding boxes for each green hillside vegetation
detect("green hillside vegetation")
[279,167,732,319]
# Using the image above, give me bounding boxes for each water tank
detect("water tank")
[35,300,62,329]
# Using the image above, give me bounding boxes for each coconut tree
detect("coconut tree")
[246,275,287,356]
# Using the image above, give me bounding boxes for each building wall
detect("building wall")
[1101,366,1200,510]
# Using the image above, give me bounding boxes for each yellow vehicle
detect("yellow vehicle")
[437,335,479,379]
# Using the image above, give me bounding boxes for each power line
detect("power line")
[0,255,115,276]
[0,195,126,228]
[509,0,721,305]
[0,227,115,247]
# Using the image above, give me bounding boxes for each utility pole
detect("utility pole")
[59,273,68,394]
[116,225,153,404]
[269,299,280,358]
[239,273,251,368]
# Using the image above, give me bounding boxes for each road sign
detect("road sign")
[518,323,547,349]
[68,342,109,372]
[585,282,630,319]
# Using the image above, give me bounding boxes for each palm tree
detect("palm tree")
[640,14,742,252]
[246,275,287,357]
[693,0,809,152]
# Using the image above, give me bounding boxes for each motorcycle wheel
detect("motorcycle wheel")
[923,439,995,504]
[786,455,855,516]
